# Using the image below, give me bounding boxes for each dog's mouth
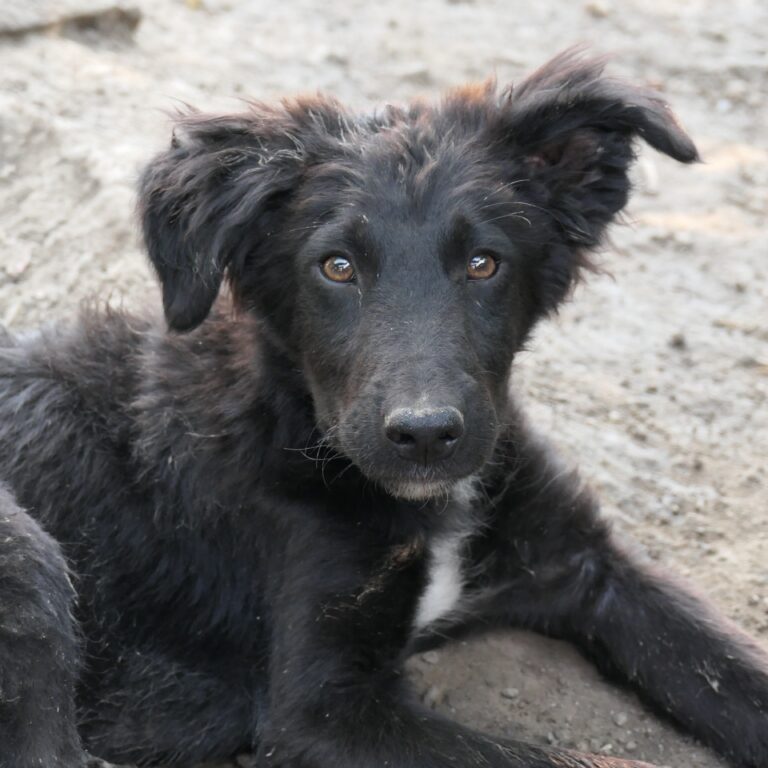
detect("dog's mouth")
[378,477,455,501]
[366,460,477,501]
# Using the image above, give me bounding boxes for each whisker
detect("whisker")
[477,211,532,227]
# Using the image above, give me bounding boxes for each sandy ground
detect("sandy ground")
[1,1,766,766]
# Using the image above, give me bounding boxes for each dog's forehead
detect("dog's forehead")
[334,127,499,224]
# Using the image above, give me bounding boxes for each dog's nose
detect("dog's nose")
[384,407,464,465]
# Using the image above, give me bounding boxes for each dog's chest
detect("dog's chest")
[412,481,478,633]
[413,533,467,631]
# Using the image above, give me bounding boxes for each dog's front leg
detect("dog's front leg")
[467,428,768,768]
[0,485,84,768]
[257,518,657,768]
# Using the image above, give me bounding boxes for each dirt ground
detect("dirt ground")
[1,1,766,766]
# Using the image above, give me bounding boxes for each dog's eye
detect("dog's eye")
[320,254,356,284]
[467,252,499,280]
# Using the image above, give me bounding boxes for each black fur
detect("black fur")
[1,50,765,768]
[0,484,82,768]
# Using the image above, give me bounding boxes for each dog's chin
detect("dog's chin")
[380,478,454,502]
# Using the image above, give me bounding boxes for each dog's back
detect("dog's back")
[0,303,287,763]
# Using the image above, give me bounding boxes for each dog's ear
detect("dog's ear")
[138,111,305,332]
[495,49,699,308]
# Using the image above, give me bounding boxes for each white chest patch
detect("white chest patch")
[413,478,479,632]
[413,533,466,631]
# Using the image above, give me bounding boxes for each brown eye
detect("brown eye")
[467,252,498,280]
[320,254,356,283]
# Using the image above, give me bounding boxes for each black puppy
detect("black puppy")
[1,50,766,768]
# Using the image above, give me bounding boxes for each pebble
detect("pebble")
[584,0,611,17]
[397,65,433,87]
[716,98,733,113]
[725,79,748,99]
[613,712,629,727]
[0,0,141,36]
[639,156,659,195]
[673,230,694,250]
[4,251,31,279]
[422,685,445,709]
[668,332,687,350]
[421,650,440,665]
[500,687,520,700]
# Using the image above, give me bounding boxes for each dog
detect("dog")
[0,49,766,768]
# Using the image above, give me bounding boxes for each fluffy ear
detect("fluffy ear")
[138,111,304,332]
[496,49,698,305]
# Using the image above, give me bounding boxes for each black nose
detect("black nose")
[384,407,465,465]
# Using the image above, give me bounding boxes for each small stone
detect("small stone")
[4,251,31,279]
[668,332,687,350]
[626,741,638,752]
[639,156,659,196]
[422,685,445,709]
[725,79,748,100]
[397,65,433,87]
[613,712,628,727]
[0,0,141,36]
[584,0,611,17]
[716,98,733,113]
[500,687,520,700]
[421,650,440,665]
[325,51,348,67]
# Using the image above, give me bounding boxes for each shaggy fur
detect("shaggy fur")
[1,50,766,768]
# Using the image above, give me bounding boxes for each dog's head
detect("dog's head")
[139,50,697,500]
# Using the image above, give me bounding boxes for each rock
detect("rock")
[1,241,32,279]
[397,64,434,87]
[716,98,733,113]
[725,78,748,101]
[421,650,440,665]
[613,711,629,727]
[422,685,446,709]
[584,0,611,18]
[500,687,520,699]
[0,0,141,38]
[672,230,694,250]
[668,332,687,350]
[639,156,660,196]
